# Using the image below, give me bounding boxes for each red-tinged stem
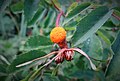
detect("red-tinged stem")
[58,39,68,48]
[51,0,65,17]
[56,11,63,27]
[51,0,61,12]
[112,13,120,21]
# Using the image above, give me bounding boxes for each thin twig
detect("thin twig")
[112,13,120,21]
[32,51,58,62]
[56,11,63,27]
[43,48,66,67]
[51,0,65,17]
[16,51,58,67]
[51,0,61,12]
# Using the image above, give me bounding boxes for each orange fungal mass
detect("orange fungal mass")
[50,27,66,43]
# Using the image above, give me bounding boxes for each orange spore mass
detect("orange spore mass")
[50,27,66,43]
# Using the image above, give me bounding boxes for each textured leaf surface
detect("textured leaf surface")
[106,31,120,81]
[82,34,103,60]
[63,3,91,26]
[8,50,47,73]
[72,6,113,46]
[27,8,44,26]
[24,0,40,21]
[97,30,111,46]
[24,35,53,50]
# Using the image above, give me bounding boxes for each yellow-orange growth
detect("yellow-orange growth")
[50,27,66,43]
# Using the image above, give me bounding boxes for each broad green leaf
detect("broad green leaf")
[10,1,24,14]
[27,8,46,26]
[105,31,120,81]
[72,6,113,46]
[82,34,103,60]
[63,3,91,26]
[8,49,47,73]
[65,20,78,28]
[69,70,105,81]
[42,10,56,28]
[97,30,111,45]
[103,21,116,28]
[47,10,56,27]
[97,29,115,44]
[24,0,40,22]
[23,35,53,50]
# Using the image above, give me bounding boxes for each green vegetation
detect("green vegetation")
[0,0,120,81]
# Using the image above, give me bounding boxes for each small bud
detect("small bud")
[64,50,74,61]
[55,53,64,64]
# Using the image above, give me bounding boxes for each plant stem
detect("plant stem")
[112,13,120,21]
[51,0,61,12]
[56,11,63,27]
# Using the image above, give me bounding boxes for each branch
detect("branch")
[56,11,63,27]
[112,13,120,21]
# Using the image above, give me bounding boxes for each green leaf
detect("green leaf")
[72,6,113,46]
[8,50,47,73]
[24,0,40,22]
[114,10,120,17]
[114,7,120,12]
[23,35,53,50]
[27,8,45,26]
[10,1,24,14]
[21,71,34,81]
[19,13,27,37]
[111,10,120,26]
[63,2,91,26]
[67,2,78,14]
[82,34,103,60]
[69,70,105,81]
[111,16,120,26]
[41,9,56,28]
[28,65,45,81]
[105,31,120,81]
[97,30,111,46]
[52,0,61,11]
[0,64,6,76]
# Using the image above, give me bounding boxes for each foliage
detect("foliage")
[0,0,120,81]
